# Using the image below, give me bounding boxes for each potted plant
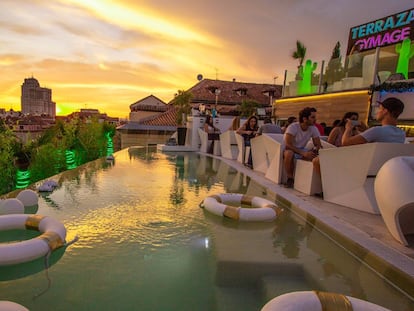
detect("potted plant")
[172,90,193,145]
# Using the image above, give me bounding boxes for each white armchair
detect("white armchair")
[250,135,267,173]
[198,128,209,153]
[235,133,246,163]
[375,156,414,245]
[319,143,414,214]
[198,128,221,155]
[250,133,284,174]
[293,140,336,195]
[263,134,285,184]
[220,131,239,160]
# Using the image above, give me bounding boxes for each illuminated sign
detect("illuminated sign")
[347,8,414,54]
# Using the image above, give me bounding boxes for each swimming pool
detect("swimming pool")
[0,147,413,310]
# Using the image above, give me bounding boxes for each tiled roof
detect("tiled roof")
[118,104,176,130]
[125,79,282,129]
[142,106,177,127]
[129,94,168,111]
[116,122,176,131]
[171,78,282,106]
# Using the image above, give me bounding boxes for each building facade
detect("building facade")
[21,77,56,117]
[129,95,168,122]
[116,79,283,149]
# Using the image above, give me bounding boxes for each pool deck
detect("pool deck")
[212,154,414,283]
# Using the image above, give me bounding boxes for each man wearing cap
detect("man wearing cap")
[342,97,405,145]
[311,97,406,198]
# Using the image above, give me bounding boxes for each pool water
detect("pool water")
[0,147,413,311]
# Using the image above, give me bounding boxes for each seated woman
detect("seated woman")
[228,116,241,131]
[236,115,259,168]
[281,116,297,133]
[312,111,368,195]
[204,115,221,154]
[327,111,367,147]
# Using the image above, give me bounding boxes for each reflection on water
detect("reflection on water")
[0,147,412,311]
[15,169,31,189]
[272,209,307,259]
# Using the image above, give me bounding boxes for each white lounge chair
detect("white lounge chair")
[219,131,238,160]
[375,156,414,246]
[250,133,285,174]
[250,135,267,173]
[198,128,221,155]
[235,133,246,164]
[198,128,209,153]
[319,143,414,214]
[293,140,336,195]
[263,134,285,184]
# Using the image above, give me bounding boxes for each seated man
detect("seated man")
[342,97,405,145]
[284,107,322,188]
[281,116,297,133]
[312,97,406,183]
[256,117,282,135]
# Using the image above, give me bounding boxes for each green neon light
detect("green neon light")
[395,38,414,79]
[298,59,317,95]
[16,169,31,189]
[65,149,77,170]
[105,132,114,157]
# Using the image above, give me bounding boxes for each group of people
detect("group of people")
[203,96,406,188]
[205,114,283,166]
[283,97,406,189]
[236,116,282,168]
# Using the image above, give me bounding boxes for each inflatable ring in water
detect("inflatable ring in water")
[201,193,282,221]
[261,291,391,311]
[0,214,66,266]
[0,301,29,311]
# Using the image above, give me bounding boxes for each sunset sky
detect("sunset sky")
[0,0,412,118]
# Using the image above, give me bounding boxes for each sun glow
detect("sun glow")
[65,0,214,45]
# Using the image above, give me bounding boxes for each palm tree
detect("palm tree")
[292,40,307,68]
[172,90,193,126]
[325,41,345,85]
[330,41,341,60]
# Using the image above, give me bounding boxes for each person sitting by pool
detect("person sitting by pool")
[324,119,340,136]
[327,111,367,147]
[204,115,221,154]
[228,116,241,131]
[236,115,259,168]
[256,117,282,135]
[341,97,405,145]
[283,107,322,188]
[281,116,297,133]
[312,98,406,192]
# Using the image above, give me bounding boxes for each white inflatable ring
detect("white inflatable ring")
[0,301,29,311]
[201,193,281,221]
[0,214,66,266]
[261,291,391,311]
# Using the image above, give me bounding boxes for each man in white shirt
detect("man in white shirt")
[284,107,322,188]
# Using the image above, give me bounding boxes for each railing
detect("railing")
[282,45,414,97]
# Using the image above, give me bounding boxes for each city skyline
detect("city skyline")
[0,1,413,118]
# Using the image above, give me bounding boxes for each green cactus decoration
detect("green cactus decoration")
[395,38,414,79]
[298,59,317,95]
